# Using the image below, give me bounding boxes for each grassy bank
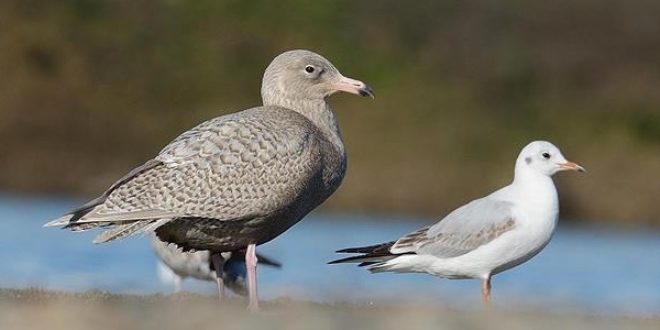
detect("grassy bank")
[0,0,659,225]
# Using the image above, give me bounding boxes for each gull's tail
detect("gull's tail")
[328,241,400,267]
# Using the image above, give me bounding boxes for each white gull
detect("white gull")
[330,140,585,305]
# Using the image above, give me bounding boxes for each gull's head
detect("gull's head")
[261,49,374,107]
[516,140,586,177]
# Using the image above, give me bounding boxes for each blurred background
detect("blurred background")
[0,0,659,317]
[1,0,659,225]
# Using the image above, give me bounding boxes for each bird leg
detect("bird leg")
[210,252,226,303]
[245,243,259,312]
[481,276,492,308]
[173,275,183,294]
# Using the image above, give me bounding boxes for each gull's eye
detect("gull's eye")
[542,152,551,159]
[305,65,315,73]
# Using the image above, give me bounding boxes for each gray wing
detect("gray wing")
[390,197,517,258]
[64,107,325,225]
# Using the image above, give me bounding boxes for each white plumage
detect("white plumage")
[331,140,585,305]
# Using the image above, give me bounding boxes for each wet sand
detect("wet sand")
[0,288,657,330]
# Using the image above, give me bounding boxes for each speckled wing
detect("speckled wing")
[71,106,325,225]
[390,198,517,258]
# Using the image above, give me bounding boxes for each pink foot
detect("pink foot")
[245,243,259,312]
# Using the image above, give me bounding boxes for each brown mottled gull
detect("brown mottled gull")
[45,49,374,311]
[151,233,280,298]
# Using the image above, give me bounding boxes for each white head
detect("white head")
[515,140,585,178]
[261,49,374,108]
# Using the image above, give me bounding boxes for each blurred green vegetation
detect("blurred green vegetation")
[1,0,659,226]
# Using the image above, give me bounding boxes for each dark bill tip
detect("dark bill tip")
[359,85,375,98]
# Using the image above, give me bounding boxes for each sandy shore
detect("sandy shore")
[0,288,657,330]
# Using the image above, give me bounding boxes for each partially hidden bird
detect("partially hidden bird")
[151,233,281,298]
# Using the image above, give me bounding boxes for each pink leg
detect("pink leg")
[481,276,492,308]
[245,243,259,311]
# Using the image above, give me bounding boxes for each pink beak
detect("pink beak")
[331,75,374,98]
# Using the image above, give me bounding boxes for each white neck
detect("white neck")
[509,167,559,213]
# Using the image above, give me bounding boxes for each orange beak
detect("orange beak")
[559,161,586,173]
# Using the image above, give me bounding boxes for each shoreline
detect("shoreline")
[1,288,658,330]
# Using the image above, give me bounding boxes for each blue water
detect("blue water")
[1,194,659,316]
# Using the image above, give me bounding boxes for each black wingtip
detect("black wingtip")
[335,241,396,254]
[327,257,357,265]
[328,254,375,265]
[257,254,282,268]
[357,262,377,267]
[335,247,361,254]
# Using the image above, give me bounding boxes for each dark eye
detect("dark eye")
[305,65,315,73]
[542,152,551,159]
